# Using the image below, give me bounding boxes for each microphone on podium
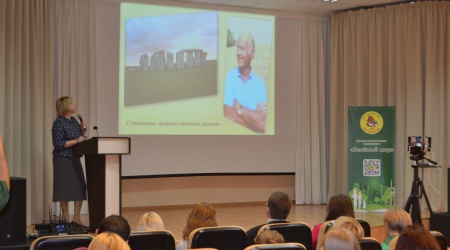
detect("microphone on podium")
[93,126,100,137]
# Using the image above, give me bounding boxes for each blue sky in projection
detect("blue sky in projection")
[125,12,218,66]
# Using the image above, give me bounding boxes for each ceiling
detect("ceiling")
[169,0,407,16]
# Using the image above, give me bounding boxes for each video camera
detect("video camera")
[407,136,431,160]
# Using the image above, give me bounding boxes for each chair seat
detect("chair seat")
[29,234,94,250]
[357,219,371,237]
[128,230,176,250]
[430,231,448,250]
[358,237,381,250]
[257,222,312,250]
[245,243,307,250]
[188,226,247,250]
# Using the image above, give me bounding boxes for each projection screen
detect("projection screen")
[96,2,298,177]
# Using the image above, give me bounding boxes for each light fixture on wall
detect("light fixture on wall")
[318,0,340,2]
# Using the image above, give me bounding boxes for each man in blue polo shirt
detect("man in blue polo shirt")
[224,32,267,134]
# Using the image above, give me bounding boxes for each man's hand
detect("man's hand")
[256,101,267,114]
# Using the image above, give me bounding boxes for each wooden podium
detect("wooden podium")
[73,137,130,232]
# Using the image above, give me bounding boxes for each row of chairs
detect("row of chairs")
[28,221,354,250]
[28,222,448,250]
[130,224,312,250]
[29,227,308,250]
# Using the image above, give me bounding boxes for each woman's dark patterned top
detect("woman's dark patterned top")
[52,116,83,158]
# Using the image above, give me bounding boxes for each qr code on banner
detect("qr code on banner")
[363,159,380,176]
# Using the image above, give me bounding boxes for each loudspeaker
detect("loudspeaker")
[0,177,26,245]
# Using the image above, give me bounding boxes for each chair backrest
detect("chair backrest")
[257,223,312,250]
[315,220,334,250]
[29,234,94,250]
[430,231,448,250]
[357,219,371,237]
[245,243,307,250]
[188,226,247,250]
[358,237,381,250]
[128,230,176,250]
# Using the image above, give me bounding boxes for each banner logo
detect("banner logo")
[360,111,383,134]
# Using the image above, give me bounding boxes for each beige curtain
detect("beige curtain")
[330,2,450,212]
[50,0,97,218]
[0,0,96,224]
[295,19,330,204]
[0,0,52,225]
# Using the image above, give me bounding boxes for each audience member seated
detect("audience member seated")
[316,216,364,250]
[312,194,355,250]
[321,228,361,250]
[88,232,130,250]
[176,202,218,250]
[247,191,292,246]
[394,224,440,250]
[136,211,165,231]
[96,214,131,241]
[254,230,285,244]
[380,208,412,250]
[333,216,364,239]
[74,214,131,250]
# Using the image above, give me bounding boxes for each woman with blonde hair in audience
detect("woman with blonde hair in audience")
[317,216,365,250]
[176,202,218,250]
[312,194,355,249]
[254,230,285,244]
[380,208,412,250]
[333,216,364,239]
[394,224,440,250]
[136,211,165,231]
[321,228,361,250]
[88,232,130,250]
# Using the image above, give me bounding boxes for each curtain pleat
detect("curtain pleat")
[295,20,330,205]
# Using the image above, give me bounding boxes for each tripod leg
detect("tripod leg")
[404,194,413,211]
[404,194,423,226]
[418,180,433,214]
[411,195,423,225]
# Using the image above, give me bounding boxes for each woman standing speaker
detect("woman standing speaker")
[52,96,87,228]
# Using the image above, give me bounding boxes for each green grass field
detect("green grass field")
[124,61,217,106]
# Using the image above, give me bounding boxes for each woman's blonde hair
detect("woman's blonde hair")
[255,230,285,244]
[136,212,165,231]
[333,216,364,239]
[182,202,218,240]
[383,208,412,233]
[55,96,72,117]
[88,232,130,250]
[322,228,361,250]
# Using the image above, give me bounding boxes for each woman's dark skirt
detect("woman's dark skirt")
[53,156,87,201]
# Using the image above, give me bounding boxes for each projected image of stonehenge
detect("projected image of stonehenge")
[124,48,217,107]
[139,49,208,71]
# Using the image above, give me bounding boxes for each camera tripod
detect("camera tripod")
[403,159,436,225]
